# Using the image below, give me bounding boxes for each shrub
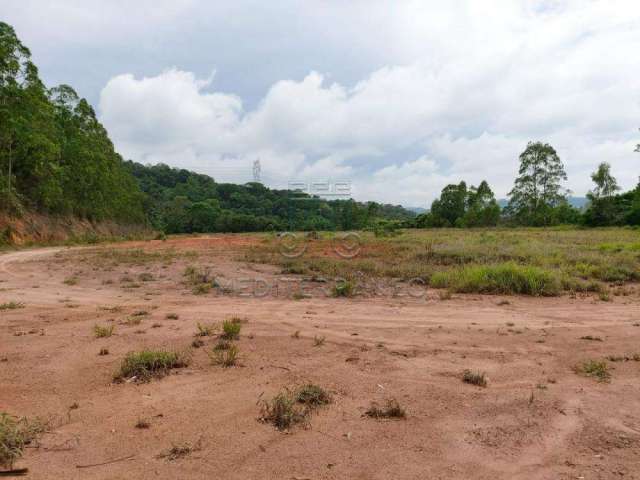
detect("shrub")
[114,350,190,382]
[365,399,406,419]
[221,319,241,340]
[93,324,114,338]
[313,336,326,347]
[430,263,561,296]
[462,369,487,387]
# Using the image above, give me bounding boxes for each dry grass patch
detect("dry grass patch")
[93,324,114,338]
[365,399,406,419]
[209,344,239,367]
[0,302,24,311]
[462,369,488,387]
[194,322,216,337]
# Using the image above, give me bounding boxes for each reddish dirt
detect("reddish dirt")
[1,236,639,479]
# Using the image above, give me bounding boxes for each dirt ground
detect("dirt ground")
[1,235,639,479]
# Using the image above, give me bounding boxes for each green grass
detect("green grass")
[575,359,611,382]
[243,228,640,297]
[0,414,45,469]
[221,319,241,340]
[114,350,190,382]
[431,263,561,296]
[93,324,114,338]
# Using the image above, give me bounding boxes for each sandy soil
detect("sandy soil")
[1,235,639,479]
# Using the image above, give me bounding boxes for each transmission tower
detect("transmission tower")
[253,158,261,183]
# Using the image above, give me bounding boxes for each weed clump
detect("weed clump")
[462,369,488,387]
[332,279,356,297]
[575,359,611,382]
[209,344,239,367]
[221,319,241,340]
[0,414,45,469]
[114,350,190,382]
[93,324,114,338]
[194,322,216,337]
[295,384,331,407]
[365,399,406,419]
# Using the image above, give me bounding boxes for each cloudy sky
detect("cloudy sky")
[3,0,640,207]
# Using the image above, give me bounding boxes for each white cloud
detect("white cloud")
[90,0,640,207]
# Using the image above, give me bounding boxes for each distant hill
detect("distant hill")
[406,207,428,214]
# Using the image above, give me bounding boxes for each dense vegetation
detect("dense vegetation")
[125,161,414,233]
[0,22,145,223]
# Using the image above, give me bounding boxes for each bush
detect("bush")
[430,263,561,296]
[114,350,190,382]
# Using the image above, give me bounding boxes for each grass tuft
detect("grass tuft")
[93,324,114,338]
[462,369,488,387]
[209,344,239,367]
[221,319,241,339]
[365,399,406,419]
[194,322,216,337]
[0,413,45,469]
[114,350,190,382]
[575,359,611,382]
[295,384,331,407]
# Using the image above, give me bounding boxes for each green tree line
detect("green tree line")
[415,141,640,228]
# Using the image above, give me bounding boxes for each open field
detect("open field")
[1,230,640,479]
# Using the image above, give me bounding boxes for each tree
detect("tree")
[460,181,501,227]
[583,162,622,226]
[506,142,568,226]
[589,162,619,199]
[430,182,467,226]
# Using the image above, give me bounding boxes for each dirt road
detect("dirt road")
[1,238,639,479]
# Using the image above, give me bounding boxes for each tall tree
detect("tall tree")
[583,162,621,226]
[506,141,568,226]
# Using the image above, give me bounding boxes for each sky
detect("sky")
[2,0,640,207]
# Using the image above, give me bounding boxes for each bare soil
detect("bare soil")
[1,235,639,479]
